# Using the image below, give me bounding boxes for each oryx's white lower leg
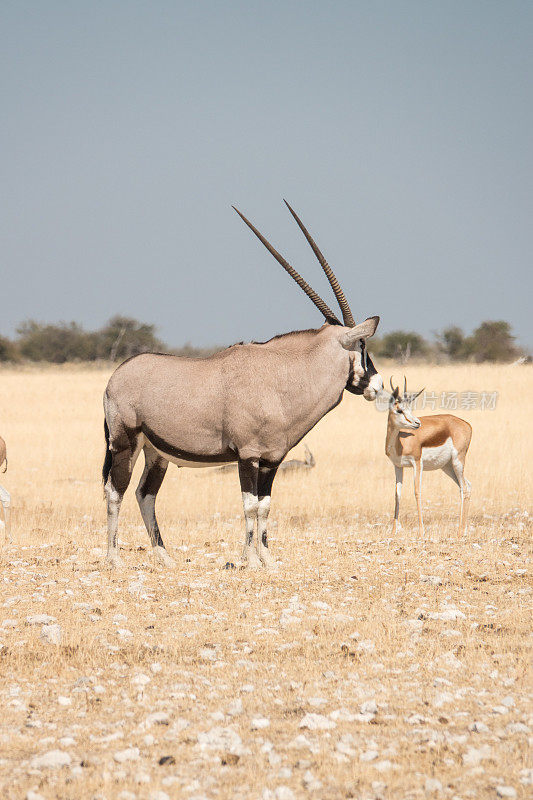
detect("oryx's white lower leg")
[391,466,403,534]
[0,484,11,544]
[104,445,138,567]
[237,458,262,568]
[256,464,279,569]
[105,480,123,567]
[241,492,261,568]
[257,495,276,568]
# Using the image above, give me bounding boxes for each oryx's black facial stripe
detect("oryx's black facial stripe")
[360,339,368,371]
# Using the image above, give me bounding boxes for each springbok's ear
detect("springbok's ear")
[341,316,380,350]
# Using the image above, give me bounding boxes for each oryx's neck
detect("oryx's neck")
[262,331,349,448]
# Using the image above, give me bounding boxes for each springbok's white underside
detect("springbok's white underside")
[387,436,456,470]
[421,437,455,470]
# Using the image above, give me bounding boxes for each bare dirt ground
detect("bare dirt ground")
[0,363,531,800]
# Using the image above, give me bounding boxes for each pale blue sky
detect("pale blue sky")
[2,1,532,348]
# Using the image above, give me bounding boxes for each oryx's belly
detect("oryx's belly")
[141,424,237,469]
[421,437,454,470]
[153,447,235,469]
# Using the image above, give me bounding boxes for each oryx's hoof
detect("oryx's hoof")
[106,550,123,569]
[260,552,278,571]
[241,550,262,570]
[152,546,175,568]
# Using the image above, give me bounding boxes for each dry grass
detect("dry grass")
[0,362,531,800]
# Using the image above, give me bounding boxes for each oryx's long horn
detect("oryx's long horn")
[232,206,341,325]
[404,375,407,396]
[284,200,355,328]
[390,376,395,393]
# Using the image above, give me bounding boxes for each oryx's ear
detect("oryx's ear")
[392,386,400,400]
[340,316,380,350]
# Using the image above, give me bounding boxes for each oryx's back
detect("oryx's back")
[105,352,236,461]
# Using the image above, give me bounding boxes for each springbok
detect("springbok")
[0,436,11,543]
[385,378,472,536]
[103,201,382,568]
[214,443,316,473]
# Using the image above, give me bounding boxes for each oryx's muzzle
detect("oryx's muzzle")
[363,372,384,401]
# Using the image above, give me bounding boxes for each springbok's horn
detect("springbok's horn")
[284,200,355,328]
[232,206,341,325]
[404,375,407,396]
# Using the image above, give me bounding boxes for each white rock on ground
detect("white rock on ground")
[145,711,170,727]
[40,624,61,645]
[496,787,517,798]
[360,699,378,715]
[114,747,140,763]
[425,778,443,793]
[299,713,336,731]
[330,708,357,722]
[462,745,492,766]
[197,726,243,754]
[57,696,71,706]
[26,614,56,625]
[132,673,151,688]
[251,716,270,730]
[360,749,379,762]
[227,698,243,716]
[30,750,71,769]
[262,788,295,800]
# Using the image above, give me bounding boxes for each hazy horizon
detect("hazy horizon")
[2,2,532,349]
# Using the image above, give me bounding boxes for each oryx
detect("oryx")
[103,201,382,568]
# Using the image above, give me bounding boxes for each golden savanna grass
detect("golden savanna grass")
[0,362,531,800]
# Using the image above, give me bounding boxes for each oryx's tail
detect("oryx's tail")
[102,419,112,485]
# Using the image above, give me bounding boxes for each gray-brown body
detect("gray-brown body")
[103,320,381,568]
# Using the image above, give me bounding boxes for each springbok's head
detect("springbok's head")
[388,376,422,429]
[233,200,383,401]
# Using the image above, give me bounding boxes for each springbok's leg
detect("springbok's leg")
[238,458,261,569]
[104,441,140,567]
[413,460,425,537]
[451,456,471,534]
[0,485,11,543]
[257,464,279,569]
[135,445,173,567]
[391,466,403,534]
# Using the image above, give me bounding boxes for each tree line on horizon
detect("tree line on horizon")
[0,315,527,365]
